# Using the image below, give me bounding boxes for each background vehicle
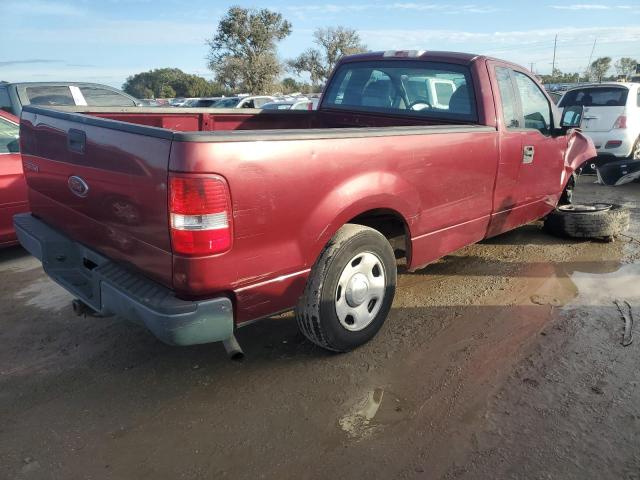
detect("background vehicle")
[214,95,275,108]
[404,77,458,110]
[138,99,162,107]
[261,99,314,110]
[0,110,28,247]
[0,81,140,116]
[14,50,594,353]
[189,97,223,108]
[548,91,563,104]
[559,83,640,171]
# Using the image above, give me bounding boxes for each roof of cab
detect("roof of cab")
[340,50,484,65]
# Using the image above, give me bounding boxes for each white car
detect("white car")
[214,96,276,109]
[261,99,315,110]
[559,83,640,164]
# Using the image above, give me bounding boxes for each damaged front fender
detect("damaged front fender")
[564,129,596,178]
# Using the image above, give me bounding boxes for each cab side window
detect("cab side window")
[495,67,519,129]
[0,117,19,154]
[513,71,551,135]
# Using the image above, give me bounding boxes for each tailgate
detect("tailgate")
[581,105,625,132]
[20,106,174,287]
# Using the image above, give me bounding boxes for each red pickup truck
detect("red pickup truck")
[14,51,595,354]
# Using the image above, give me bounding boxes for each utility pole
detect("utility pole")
[530,62,535,73]
[585,37,597,80]
[551,34,557,75]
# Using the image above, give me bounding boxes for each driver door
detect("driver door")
[488,63,565,235]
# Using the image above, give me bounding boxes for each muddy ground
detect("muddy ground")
[1,176,639,480]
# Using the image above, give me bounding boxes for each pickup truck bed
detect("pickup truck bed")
[15,51,595,352]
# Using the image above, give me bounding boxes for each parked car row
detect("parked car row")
[167,95,321,110]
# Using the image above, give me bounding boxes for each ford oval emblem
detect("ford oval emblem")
[68,175,90,198]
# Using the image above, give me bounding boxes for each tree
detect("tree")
[288,48,325,87]
[122,68,225,98]
[288,26,367,87]
[279,77,316,94]
[588,57,612,83]
[614,57,638,80]
[539,68,580,85]
[206,6,291,93]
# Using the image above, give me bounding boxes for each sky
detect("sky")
[1,0,639,88]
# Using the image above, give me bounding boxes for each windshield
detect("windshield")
[559,87,629,107]
[322,60,476,121]
[214,98,240,108]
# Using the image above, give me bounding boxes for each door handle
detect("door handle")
[522,145,535,164]
[67,129,86,154]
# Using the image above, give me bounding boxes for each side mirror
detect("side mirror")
[561,105,583,128]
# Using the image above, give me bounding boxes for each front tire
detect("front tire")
[296,224,397,352]
[544,203,630,240]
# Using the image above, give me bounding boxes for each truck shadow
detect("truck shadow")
[480,223,577,246]
[0,244,30,263]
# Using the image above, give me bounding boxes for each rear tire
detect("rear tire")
[296,224,396,352]
[544,203,630,240]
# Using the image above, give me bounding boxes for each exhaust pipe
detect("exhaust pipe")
[71,299,104,317]
[222,335,244,361]
[72,299,93,316]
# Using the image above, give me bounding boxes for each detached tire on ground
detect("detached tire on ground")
[296,224,397,352]
[544,203,630,241]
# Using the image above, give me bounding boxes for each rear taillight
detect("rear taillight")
[169,174,232,256]
[613,115,627,129]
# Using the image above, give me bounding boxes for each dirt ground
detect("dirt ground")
[1,176,639,480]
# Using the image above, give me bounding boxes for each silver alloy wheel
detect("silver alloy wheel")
[335,251,386,331]
[634,139,640,160]
[558,203,612,213]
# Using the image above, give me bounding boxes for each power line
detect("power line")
[585,37,597,73]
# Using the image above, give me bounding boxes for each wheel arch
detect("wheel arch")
[301,172,419,268]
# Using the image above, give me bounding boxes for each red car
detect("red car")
[15,51,595,353]
[0,110,28,247]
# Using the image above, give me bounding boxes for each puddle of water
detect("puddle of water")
[339,388,407,440]
[14,278,72,312]
[571,263,640,306]
[339,388,384,439]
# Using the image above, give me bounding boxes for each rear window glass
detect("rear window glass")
[24,86,74,106]
[559,87,628,107]
[323,60,476,121]
[79,86,136,107]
